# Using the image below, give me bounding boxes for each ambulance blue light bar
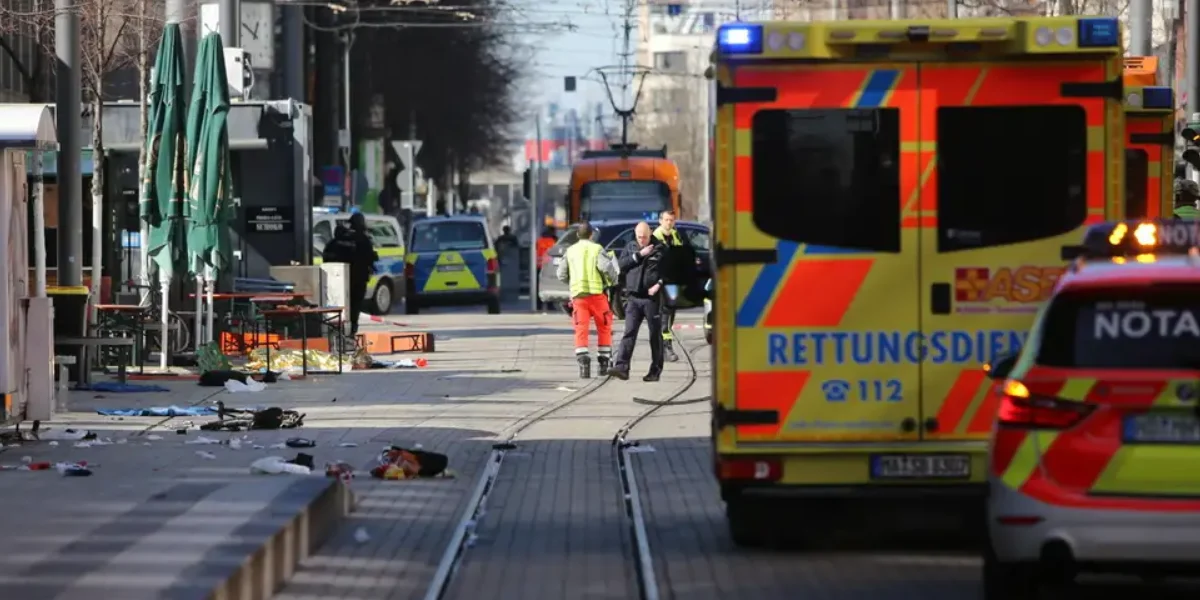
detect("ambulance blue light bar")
[1077,17,1119,47]
[313,206,341,214]
[1142,86,1173,109]
[717,24,762,55]
[1062,220,1200,260]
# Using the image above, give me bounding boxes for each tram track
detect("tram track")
[614,340,704,600]
[420,363,617,600]
[421,332,706,600]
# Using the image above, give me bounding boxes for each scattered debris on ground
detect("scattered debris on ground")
[96,406,217,417]
[370,446,453,480]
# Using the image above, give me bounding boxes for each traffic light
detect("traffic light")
[1183,128,1200,170]
[522,167,531,199]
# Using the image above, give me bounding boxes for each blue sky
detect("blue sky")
[513,0,630,112]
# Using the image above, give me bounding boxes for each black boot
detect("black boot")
[577,355,591,379]
[664,341,679,363]
[597,355,611,376]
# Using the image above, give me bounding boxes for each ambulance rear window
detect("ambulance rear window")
[1125,149,1149,219]
[937,106,1087,252]
[750,108,901,253]
[1037,286,1200,369]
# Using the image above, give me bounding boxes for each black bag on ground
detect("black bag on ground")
[198,370,247,387]
[410,449,449,477]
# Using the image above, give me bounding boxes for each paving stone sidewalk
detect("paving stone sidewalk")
[0,311,597,600]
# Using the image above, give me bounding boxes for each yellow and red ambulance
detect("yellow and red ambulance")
[1122,56,1175,219]
[707,16,1127,544]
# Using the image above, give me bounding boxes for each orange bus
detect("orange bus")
[1122,56,1174,219]
[566,145,682,223]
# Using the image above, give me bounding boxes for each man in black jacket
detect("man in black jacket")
[608,222,664,382]
[322,212,379,335]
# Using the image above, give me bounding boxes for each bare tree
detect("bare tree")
[0,0,54,101]
[2,0,164,301]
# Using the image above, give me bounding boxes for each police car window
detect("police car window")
[682,227,710,251]
[751,108,901,253]
[367,220,401,247]
[1124,149,1149,219]
[1037,287,1200,369]
[937,106,1087,252]
[411,222,488,253]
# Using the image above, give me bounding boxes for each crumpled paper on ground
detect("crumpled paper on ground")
[245,348,353,373]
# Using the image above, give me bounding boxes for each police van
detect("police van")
[404,215,501,314]
[312,207,406,314]
[707,16,1128,544]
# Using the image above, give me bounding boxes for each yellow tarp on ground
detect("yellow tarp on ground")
[245,347,370,372]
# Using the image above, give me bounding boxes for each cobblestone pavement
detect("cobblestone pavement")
[629,337,1200,600]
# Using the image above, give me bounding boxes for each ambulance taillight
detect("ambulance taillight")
[717,458,781,482]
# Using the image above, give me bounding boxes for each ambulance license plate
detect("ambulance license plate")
[1123,414,1200,444]
[871,454,970,479]
[437,265,464,272]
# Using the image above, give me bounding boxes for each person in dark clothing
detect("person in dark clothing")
[322,212,379,336]
[652,211,695,362]
[495,225,520,262]
[608,222,664,382]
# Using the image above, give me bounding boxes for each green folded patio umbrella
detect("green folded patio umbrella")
[186,33,234,345]
[139,23,187,368]
[140,22,186,284]
[186,32,233,278]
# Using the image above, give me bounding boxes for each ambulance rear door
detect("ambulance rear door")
[1123,88,1175,219]
[917,58,1119,443]
[716,62,923,447]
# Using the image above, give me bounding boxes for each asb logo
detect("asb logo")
[954,266,1065,309]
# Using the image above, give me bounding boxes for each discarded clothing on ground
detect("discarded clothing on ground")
[249,453,313,475]
[368,358,428,369]
[85,382,170,393]
[97,405,218,417]
[198,370,248,387]
[199,402,305,431]
[370,446,451,480]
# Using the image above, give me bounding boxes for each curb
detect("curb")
[366,315,411,327]
[208,478,353,600]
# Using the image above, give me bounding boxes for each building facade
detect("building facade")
[0,19,43,102]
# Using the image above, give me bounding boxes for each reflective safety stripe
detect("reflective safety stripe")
[999,431,1058,490]
[566,240,606,297]
[653,227,682,246]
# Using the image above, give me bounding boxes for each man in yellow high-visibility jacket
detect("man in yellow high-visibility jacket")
[653,210,691,363]
[557,223,619,378]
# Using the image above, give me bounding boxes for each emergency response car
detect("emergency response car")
[404,215,501,314]
[1122,57,1174,219]
[984,219,1200,598]
[312,208,406,314]
[707,16,1128,545]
